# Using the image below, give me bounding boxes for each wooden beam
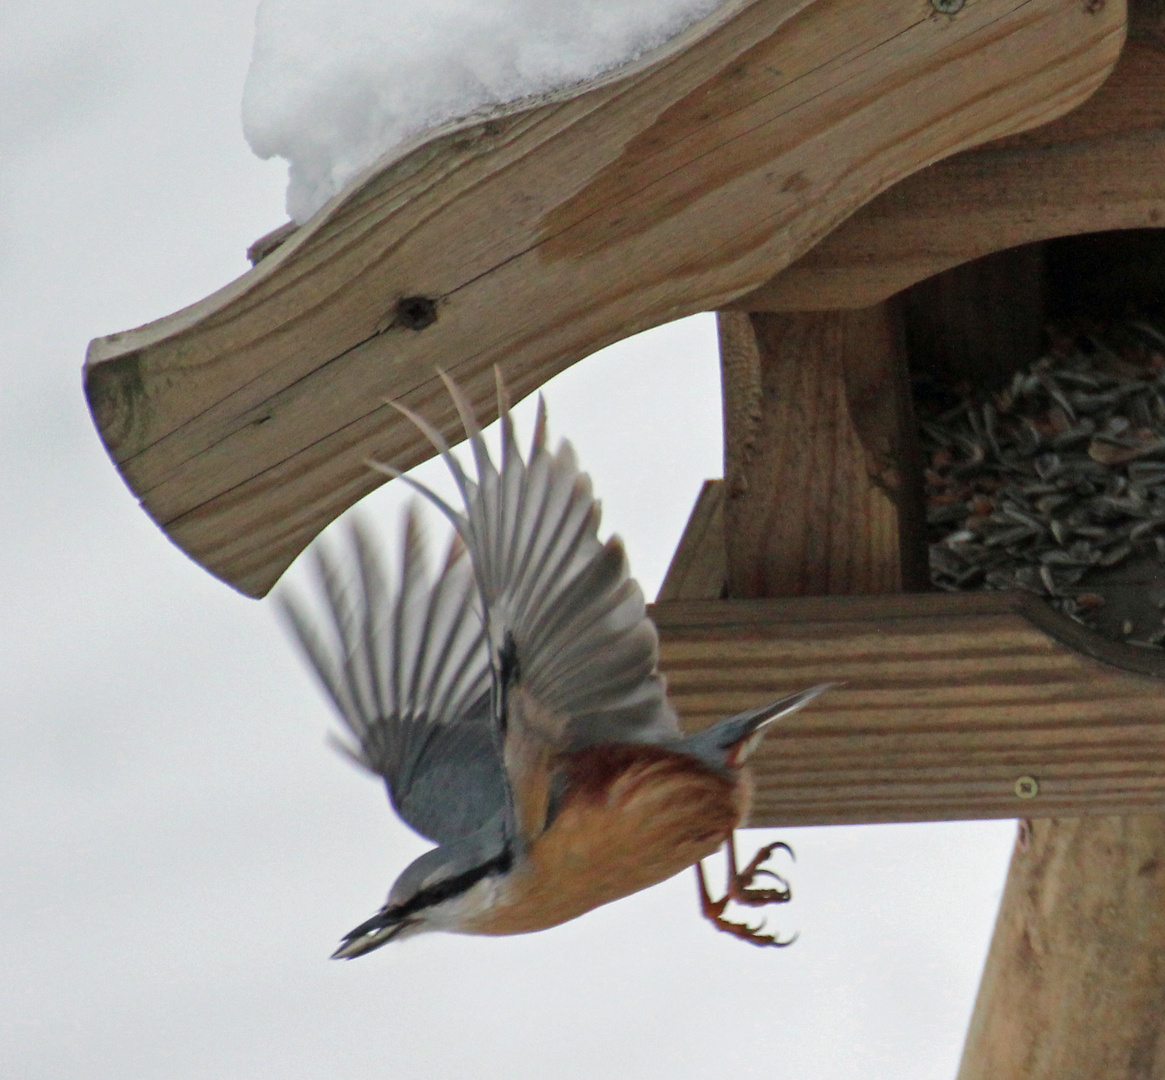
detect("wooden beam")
[83,0,1124,596]
[736,35,1165,313]
[957,816,1165,1080]
[656,480,727,603]
[719,306,927,596]
[650,594,1165,827]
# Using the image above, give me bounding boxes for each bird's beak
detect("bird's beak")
[331,908,413,959]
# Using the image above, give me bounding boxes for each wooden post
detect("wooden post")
[958,816,1165,1079]
[718,306,926,599]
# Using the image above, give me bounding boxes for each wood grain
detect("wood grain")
[738,34,1165,313]
[83,0,1125,596]
[656,480,727,603]
[719,305,927,597]
[958,816,1165,1080]
[651,594,1165,827]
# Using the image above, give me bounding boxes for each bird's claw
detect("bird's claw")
[695,836,797,948]
[705,910,796,948]
[729,841,793,906]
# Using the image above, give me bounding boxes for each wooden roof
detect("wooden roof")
[83,0,1123,596]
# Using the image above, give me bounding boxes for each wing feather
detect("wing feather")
[288,372,683,857]
[374,370,681,753]
[280,507,503,845]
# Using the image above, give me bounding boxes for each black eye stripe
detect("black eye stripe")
[394,847,514,921]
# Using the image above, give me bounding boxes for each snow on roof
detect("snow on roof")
[242,0,722,223]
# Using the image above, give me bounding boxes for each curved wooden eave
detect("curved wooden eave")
[84,0,1124,597]
[735,33,1165,312]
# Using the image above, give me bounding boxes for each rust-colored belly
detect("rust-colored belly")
[464,744,746,936]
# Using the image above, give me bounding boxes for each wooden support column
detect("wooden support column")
[718,306,926,599]
[958,816,1165,1079]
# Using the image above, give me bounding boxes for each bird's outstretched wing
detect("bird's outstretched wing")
[374,371,682,753]
[280,508,506,846]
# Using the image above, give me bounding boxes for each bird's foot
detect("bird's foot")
[695,854,796,948]
[705,909,793,948]
[728,840,793,907]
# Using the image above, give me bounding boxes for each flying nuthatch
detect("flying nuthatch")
[281,372,829,956]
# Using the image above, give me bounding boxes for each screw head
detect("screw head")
[931,0,964,12]
[395,296,439,331]
[1015,776,1040,800]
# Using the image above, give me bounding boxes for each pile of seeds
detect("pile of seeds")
[918,318,1165,646]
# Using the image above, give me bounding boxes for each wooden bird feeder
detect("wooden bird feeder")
[86,0,1165,1073]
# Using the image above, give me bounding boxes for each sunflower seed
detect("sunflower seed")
[918,315,1165,648]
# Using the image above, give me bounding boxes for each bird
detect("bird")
[280,371,830,957]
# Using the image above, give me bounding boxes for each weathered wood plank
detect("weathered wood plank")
[738,34,1165,313]
[83,0,1125,596]
[651,594,1165,827]
[657,480,727,603]
[957,816,1165,1080]
[719,305,926,597]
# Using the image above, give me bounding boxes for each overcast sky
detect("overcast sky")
[1,3,1016,1078]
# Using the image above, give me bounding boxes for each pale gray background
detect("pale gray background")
[1,3,1016,1077]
